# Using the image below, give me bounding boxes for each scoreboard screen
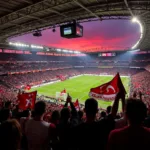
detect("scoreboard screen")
[98,52,116,57]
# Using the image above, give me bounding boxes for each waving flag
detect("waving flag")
[18,91,37,110]
[89,73,126,101]
[61,89,66,94]
[25,85,31,90]
[74,99,80,110]
[57,75,66,81]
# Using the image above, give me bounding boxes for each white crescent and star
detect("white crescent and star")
[100,85,116,93]
[106,85,116,93]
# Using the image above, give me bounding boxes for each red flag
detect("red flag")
[89,73,126,101]
[57,75,66,81]
[61,89,66,94]
[18,91,37,110]
[25,85,31,90]
[74,99,80,110]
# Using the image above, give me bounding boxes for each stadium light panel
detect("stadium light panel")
[74,51,81,54]
[31,45,43,49]
[9,42,29,47]
[131,17,143,49]
[57,49,61,52]
[62,50,68,52]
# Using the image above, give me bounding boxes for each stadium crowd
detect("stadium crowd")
[0,67,149,102]
[130,71,150,107]
[0,91,150,150]
[0,52,150,150]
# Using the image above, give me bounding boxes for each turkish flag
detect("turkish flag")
[89,73,126,101]
[74,99,80,110]
[18,91,37,110]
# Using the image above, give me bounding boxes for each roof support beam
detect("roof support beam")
[73,0,102,20]
[21,0,33,4]
[0,7,13,13]
[20,14,47,23]
[124,0,134,17]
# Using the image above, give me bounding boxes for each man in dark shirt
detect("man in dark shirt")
[72,98,115,150]
[57,94,78,150]
[108,99,150,150]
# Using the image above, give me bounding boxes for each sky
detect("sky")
[10,20,140,52]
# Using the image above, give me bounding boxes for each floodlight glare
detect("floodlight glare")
[131,17,143,49]
[132,17,138,23]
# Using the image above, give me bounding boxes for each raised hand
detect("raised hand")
[133,91,137,98]
[66,93,72,103]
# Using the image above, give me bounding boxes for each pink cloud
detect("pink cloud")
[10,20,140,52]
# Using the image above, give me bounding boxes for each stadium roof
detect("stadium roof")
[0,0,150,51]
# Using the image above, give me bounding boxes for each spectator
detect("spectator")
[106,106,112,115]
[50,110,60,126]
[12,105,19,118]
[0,119,22,150]
[57,94,78,149]
[100,111,106,120]
[0,108,12,123]
[78,110,84,124]
[5,101,12,109]
[107,99,150,150]
[72,98,115,150]
[25,101,57,150]
[144,108,150,128]
[22,109,31,118]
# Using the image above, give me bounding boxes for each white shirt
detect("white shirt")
[25,119,50,150]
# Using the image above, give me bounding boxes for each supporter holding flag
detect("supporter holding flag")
[107,99,150,150]
[18,91,37,110]
[60,88,66,97]
[71,91,126,150]
[89,73,126,101]
[25,85,31,91]
[74,99,80,110]
[61,88,66,94]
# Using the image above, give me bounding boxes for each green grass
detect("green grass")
[31,75,130,109]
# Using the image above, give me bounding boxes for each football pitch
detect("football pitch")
[32,75,130,109]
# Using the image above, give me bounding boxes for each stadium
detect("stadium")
[0,1,150,150]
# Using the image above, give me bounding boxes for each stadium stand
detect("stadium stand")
[0,51,150,150]
[1,0,150,149]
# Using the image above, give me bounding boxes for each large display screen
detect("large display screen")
[98,52,116,57]
[64,27,72,35]
[60,22,83,38]
[76,26,83,36]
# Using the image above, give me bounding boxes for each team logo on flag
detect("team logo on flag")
[18,91,37,110]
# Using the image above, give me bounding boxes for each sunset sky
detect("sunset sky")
[10,20,140,52]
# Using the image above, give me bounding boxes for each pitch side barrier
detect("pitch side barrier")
[32,74,130,88]
[32,80,61,88]
[80,74,130,77]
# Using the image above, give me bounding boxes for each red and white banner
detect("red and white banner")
[89,73,126,101]
[18,91,37,110]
